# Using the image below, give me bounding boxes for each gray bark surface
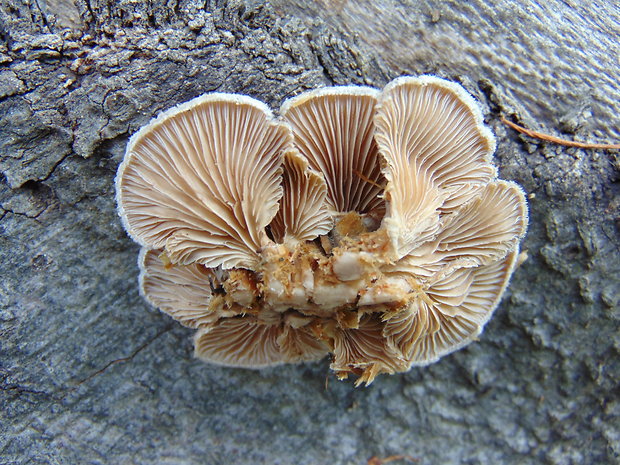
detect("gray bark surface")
[1,1,618,464]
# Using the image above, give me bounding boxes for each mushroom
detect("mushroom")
[139,248,227,328]
[116,76,528,385]
[269,149,332,244]
[116,93,292,270]
[281,86,385,217]
[383,251,520,365]
[331,314,408,386]
[374,76,498,259]
[194,316,327,368]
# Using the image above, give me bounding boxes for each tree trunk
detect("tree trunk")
[1,1,618,464]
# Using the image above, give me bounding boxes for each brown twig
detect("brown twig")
[367,455,419,465]
[501,117,620,150]
[354,169,385,190]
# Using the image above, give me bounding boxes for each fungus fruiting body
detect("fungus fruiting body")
[116,76,528,385]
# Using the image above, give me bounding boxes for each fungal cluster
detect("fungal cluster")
[116,76,528,385]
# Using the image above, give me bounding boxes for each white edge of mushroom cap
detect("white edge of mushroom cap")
[279,85,381,116]
[137,246,153,302]
[114,92,278,247]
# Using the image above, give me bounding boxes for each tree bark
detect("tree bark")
[1,1,618,464]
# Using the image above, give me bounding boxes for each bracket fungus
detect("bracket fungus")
[116,76,528,386]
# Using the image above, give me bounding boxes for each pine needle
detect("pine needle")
[367,455,419,465]
[501,117,620,150]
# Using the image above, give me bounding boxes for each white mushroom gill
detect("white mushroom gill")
[116,76,528,386]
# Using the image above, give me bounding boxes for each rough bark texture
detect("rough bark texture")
[1,1,619,464]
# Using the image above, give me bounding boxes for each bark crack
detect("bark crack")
[75,325,173,387]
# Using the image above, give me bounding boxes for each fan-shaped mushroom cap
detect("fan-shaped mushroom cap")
[281,87,384,216]
[269,150,332,244]
[384,251,519,365]
[375,76,498,259]
[277,324,330,363]
[434,180,528,265]
[116,94,292,270]
[383,180,528,277]
[331,314,408,386]
[139,248,224,328]
[194,316,328,367]
[194,317,284,367]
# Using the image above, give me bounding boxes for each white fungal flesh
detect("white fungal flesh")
[118,76,528,385]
